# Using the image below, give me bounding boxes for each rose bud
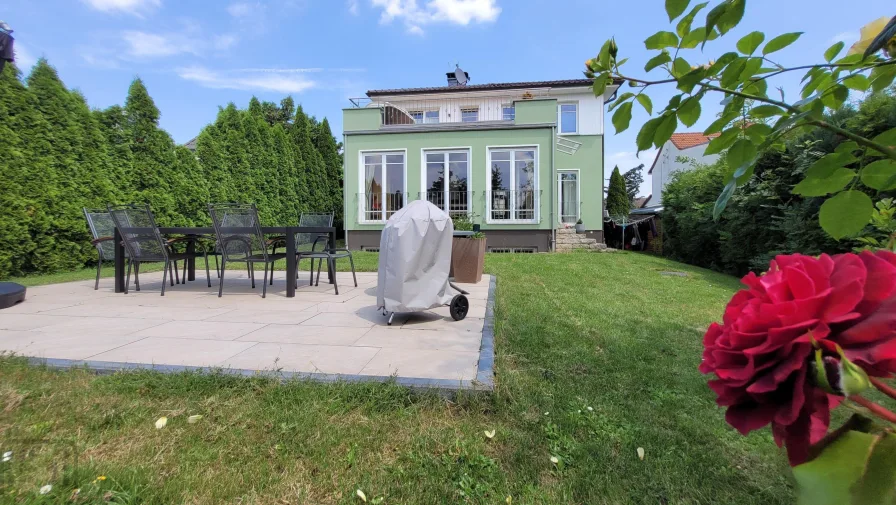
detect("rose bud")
[812,346,871,397]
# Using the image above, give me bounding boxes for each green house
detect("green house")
[342,70,618,252]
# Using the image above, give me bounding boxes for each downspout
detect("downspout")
[343,132,349,250]
[551,123,556,252]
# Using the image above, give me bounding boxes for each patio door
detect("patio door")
[558,170,579,224]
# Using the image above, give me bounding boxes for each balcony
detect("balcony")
[420,190,473,217]
[358,192,405,223]
[488,190,541,223]
[349,97,518,126]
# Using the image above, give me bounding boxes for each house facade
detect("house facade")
[341,71,618,252]
[647,132,721,207]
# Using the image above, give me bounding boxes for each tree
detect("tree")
[587,6,896,240]
[622,164,644,203]
[606,166,630,217]
[313,118,344,226]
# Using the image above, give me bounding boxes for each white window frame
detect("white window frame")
[410,109,439,124]
[502,104,515,121]
[557,169,581,224]
[358,149,407,224]
[558,102,579,134]
[420,147,473,217]
[486,145,540,224]
[461,107,479,122]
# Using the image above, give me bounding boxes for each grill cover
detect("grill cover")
[377,200,455,312]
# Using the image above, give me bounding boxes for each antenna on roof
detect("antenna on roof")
[454,63,467,86]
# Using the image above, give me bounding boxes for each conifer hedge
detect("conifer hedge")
[0,60,344,278]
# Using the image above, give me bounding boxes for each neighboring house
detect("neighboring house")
[633,196,650,209]
[341,70,619,252]
[647,132,720,206]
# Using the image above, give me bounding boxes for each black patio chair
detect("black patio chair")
[107,204,211,295]
[297,213,357,291]
[84,208,140,291]
[208,203,286,298]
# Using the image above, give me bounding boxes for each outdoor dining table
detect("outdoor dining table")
[113,226,338,298]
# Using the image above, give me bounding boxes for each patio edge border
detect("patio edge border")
[474,275,496,390]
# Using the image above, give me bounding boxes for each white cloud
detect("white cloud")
[13,42,37,70]
[229,67,365,73]
[227,2,254,17]
[370,0,500,34]
[829,31,858,45]
[177,66,316,93]
[348,0,360,15]
[81,0,161,16]
[120,30,238,58]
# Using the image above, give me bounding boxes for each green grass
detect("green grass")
[0,251,797,504]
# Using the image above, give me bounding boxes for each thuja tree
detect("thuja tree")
[606,166,631,217]
[587,3,896,241]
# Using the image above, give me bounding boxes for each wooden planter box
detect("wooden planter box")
[451,237,486,284]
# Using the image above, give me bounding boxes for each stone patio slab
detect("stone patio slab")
[0,270,495,390]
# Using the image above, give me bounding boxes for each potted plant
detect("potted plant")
[575,219,585,234]
[452,230,486,283]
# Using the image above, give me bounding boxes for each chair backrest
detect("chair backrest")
[296,213,334,249]
[83,208,117,260]
[208,203,267,262]
[107,204,168,262]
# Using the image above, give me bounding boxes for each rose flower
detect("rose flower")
[700,251,896,465]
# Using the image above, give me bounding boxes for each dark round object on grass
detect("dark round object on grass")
[0,282,26,310]
[450,294,469,321]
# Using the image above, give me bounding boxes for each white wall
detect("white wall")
[370,87,606,135]
[650,143,720,205]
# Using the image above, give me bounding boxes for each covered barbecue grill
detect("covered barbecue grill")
[376,200,469,325]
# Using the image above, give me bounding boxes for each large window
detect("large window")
[362,152,405,222]
[489,148,537,222]
[424,150,470,217]
[461,107,479,122]
[410,110,439,124]
[502,105,515,121]
[559,103,578,134]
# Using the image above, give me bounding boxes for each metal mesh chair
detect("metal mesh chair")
[108,204,211,295]
[208,203,286,298]
[294,212,356,294]
[84,208,140,291]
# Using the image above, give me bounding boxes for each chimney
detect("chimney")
[446,69,469,87]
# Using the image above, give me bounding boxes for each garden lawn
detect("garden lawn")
[0,251,796,504]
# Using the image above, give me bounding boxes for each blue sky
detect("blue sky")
[5,0,892,196]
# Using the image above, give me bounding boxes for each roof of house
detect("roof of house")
[184,136,199,151]
[367,78,598,97]
[633,195,651,208]
[647,132,720,174]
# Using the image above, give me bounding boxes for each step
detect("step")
[555,236,599,245]
[555,242,608,252]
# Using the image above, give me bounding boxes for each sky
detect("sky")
[4,0,893,197]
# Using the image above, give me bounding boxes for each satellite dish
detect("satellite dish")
[454,64,467,86]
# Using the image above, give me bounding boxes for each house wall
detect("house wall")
[343,92,606,251]
[650,143,720,205]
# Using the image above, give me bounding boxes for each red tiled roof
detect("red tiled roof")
[647,132,720,174]
[669,132,720,150]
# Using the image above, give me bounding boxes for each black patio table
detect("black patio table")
[113,226,337,298]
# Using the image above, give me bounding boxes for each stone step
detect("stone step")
[556,228,577,235]
[556,236,599,245]
[555,243,608,252]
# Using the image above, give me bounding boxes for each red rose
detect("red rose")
[700,251,896,466]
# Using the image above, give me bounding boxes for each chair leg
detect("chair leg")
[161,260,169,296]
[315,257,323,286]
[95,252,102,290]
[330,257,339,295]
[134,262,141,291]
[269,261,274,285]
[349,254,358,287]
[218,260,226,297]
[308,259,314,287]
[214,253,220,278]
[182,259,187,284]
[204,252,211,287]
[169,262,176,287]
[124,260,132,295]
[262,263,268,298]
[250,262,256,289]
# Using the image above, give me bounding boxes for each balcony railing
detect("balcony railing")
[359,192,405,222]
[489,190,540,222]
[420,190,472,217]
[349,96,525,126]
